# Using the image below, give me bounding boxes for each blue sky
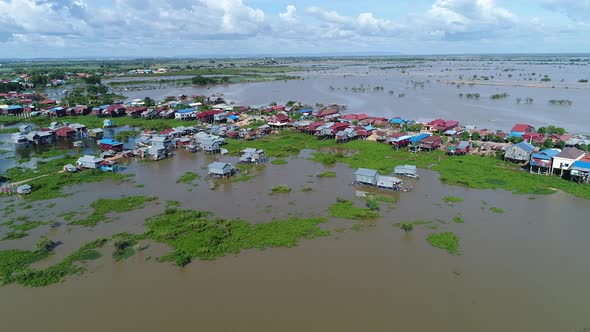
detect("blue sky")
[0,0,589,58]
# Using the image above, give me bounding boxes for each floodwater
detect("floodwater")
[1,148,590,331]
[119,57,590,133]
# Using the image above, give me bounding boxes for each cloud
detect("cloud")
[280,5,297,24]
[422,0,518,40]
[543,0,590,22]
[305,6,401,37]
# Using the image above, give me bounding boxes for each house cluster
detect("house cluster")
[10,122,89,148]
[505,142,590,183]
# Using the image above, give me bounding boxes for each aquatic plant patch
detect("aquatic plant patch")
[427,232,460,255]
[176,171,201,184]
[142,209,329,266]
[271,185,292,194]
[0,238,107,287]
[316,171,337,178]
[70,196,155,227]
[329,198,380,220]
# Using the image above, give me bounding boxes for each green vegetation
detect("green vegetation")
[114,129,139,142]
[489,207,505,213]
[142,209,328,266]
[301,186,313,192]
[24,171,132,201]
[443,196,464,204]
[0,238,106,287]
[427,232,460,255]
[373,195,397,203]
[453,216,465,223]
[400,223,414,232]
[270,159,288,165]
[548,99,573,106]
[176,171,201,184]
[490,93,509,99]
[329,198,379,220]
[271,185,292,194]
[1,217,47,239]
[316,171,337,178]
[71,196,155,227]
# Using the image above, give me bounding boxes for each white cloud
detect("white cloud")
[280,5,297,24]
[305,6,401,37]
[423,0,518,39]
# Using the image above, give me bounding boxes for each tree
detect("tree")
[84,75,101,85]
[461,131,470,141]
[400,223,414,232]
[543,139,554,149]
[143,97,155,107]
[471,132,481,141]
[555,140,566,149]
[537,127,547,135]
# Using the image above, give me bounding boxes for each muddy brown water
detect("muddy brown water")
[1,147,590,332]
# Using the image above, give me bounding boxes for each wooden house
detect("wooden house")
[151,136,175,151]
[504,142,536,163]
[419,136,442,151]
[376,175,402,190]
[208,162,234,177]
[268,113,290,128]
[76,155,104,169]
[530,149,561,175]
[175,108,197,120]
[56,127,76,139]
[391,135,412,149]
[239,148,266,163]
[88,128,104,139]
[551,147,585,176]
[571,154,590,183]
[99,139,124,152]
[409,133,431,152]
[425,119,459,133]
[354,168,379,186]
[394,165,418,178]
[447,141,471,155]
[147,147,167,160]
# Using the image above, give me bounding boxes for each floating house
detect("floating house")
[19,125,33,133]
[504,142,536,163]
[354,168,402,190]
[376,175,402,190]
[55,126,76,139]
[239,148,266,164]
[151,136,175,151]
[354,168,379,185]
[99,139,124,152]
[208,162,234,178]
[147,147,167,160]
[551,147,585,176]
[100,160,120,172]
[510,124,534,137]
[76,155,104,169]
[394,165,418,178]
[88,128,104,139]
[530,149,561,175]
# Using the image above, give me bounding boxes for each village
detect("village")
[2,89,590,197]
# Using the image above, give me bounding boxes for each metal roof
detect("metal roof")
[512,142,535,152]
[100,139,122,145]
[572,160,590,171]
[532,149,561,160]
[354,168,379,177]
[209,162,231,169]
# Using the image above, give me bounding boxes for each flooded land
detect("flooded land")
[1,55,590,332]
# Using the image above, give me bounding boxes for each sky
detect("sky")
[1,0,590,58]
